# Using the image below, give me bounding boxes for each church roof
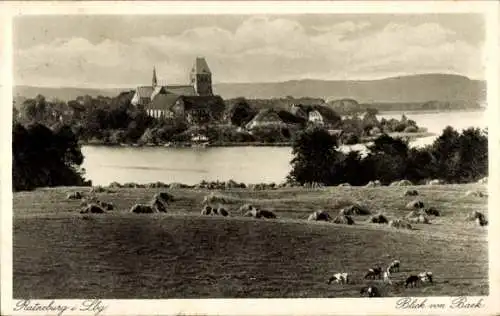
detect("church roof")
[136,86,154,98]
[149,94,181,110]
[191,57,211,75]
[166,85,196,96]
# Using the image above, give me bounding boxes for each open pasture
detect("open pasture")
[13,183,488,298]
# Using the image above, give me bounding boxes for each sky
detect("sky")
[13,14,485,88]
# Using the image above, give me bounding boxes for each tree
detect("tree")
[13,122,88,191]
[288,126,343,185]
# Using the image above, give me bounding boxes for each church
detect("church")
[131,57,225,124]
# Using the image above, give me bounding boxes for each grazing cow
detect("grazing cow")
[387,260,400,273]
[418,272,433,284]
[360,286,381,297]
[405,275,420,288]
[327,272,349,285]
[364,266,382,279]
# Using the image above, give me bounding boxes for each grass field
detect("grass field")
[13,184,488,298]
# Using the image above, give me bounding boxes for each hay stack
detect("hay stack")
[201,205,213,215]
[217,207,229,217]
[244,209,276,219]
[365,180,381,187]
[150,195,168,213]
[157,192,174,203]
[408,214,430,224]
[390,180,413,186]
[332,214,354,225]
[259,210,277,219]
[388,219,413,230]
[340,204,371,216]
[238,203,257,214]
[244,208,259,218]
[80,203,105,214]
[467,210,487,225]
[404,189,419,197]
[406,199,425,209]
[90,186,107,193]
[98,201,114,211]
[338,183,351,187]
[477,177,487,184]
[67,191,83,200]
[308,210,331,221]
[427,179,443,185]
[130,204,156,214]
[423,207,440,216]
[465,190,487,198]
[369,213,389,224]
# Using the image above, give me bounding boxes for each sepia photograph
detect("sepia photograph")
[1,1,499,315]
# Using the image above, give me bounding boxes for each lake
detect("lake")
[82,110,487,186]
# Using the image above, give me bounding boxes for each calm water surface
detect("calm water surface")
[82,110,487,186]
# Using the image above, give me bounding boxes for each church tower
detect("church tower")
[190,57,213,96]
[152,66,158,88]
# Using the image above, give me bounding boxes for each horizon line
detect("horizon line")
[13,72,482,91]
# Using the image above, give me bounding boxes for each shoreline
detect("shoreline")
[80,131,435,148]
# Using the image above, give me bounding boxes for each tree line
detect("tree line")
[14,93,424,146]
[288,126,488,185]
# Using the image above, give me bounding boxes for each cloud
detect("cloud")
[14,17,484,87]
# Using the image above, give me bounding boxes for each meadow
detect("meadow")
[13,183,488,298]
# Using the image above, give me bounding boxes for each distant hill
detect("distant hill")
[13,74,485,110]
[214,74,485,106]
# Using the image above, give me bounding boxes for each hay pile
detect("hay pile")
[427,179,443,185]
[390,180,413,187]
[308,210,331,221]
[365,180,381,187]
[369,213,389,224]
[465,190,487,198]
[339,204,371,216]
[408,214,431,224]
[388,219,413,230]
[406,199,425,209]
[130,204,156,214]
[150,195,168,213]
[467,211,488,226]
[338,183,351,187]
[67,191,83,200]
[423,207,440,216]
[238,203,258,214]
[244,208,277,219]
[332,214,355,225]
[477,177,487,184]
[80,203,105,214]
[404,189,419,196]
[157,192,174,203]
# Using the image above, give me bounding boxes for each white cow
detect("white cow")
[418,271,433,284]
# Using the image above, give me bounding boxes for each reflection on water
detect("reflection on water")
[82,110,487,186]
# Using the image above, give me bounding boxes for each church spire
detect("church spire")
[152,66,158,87]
